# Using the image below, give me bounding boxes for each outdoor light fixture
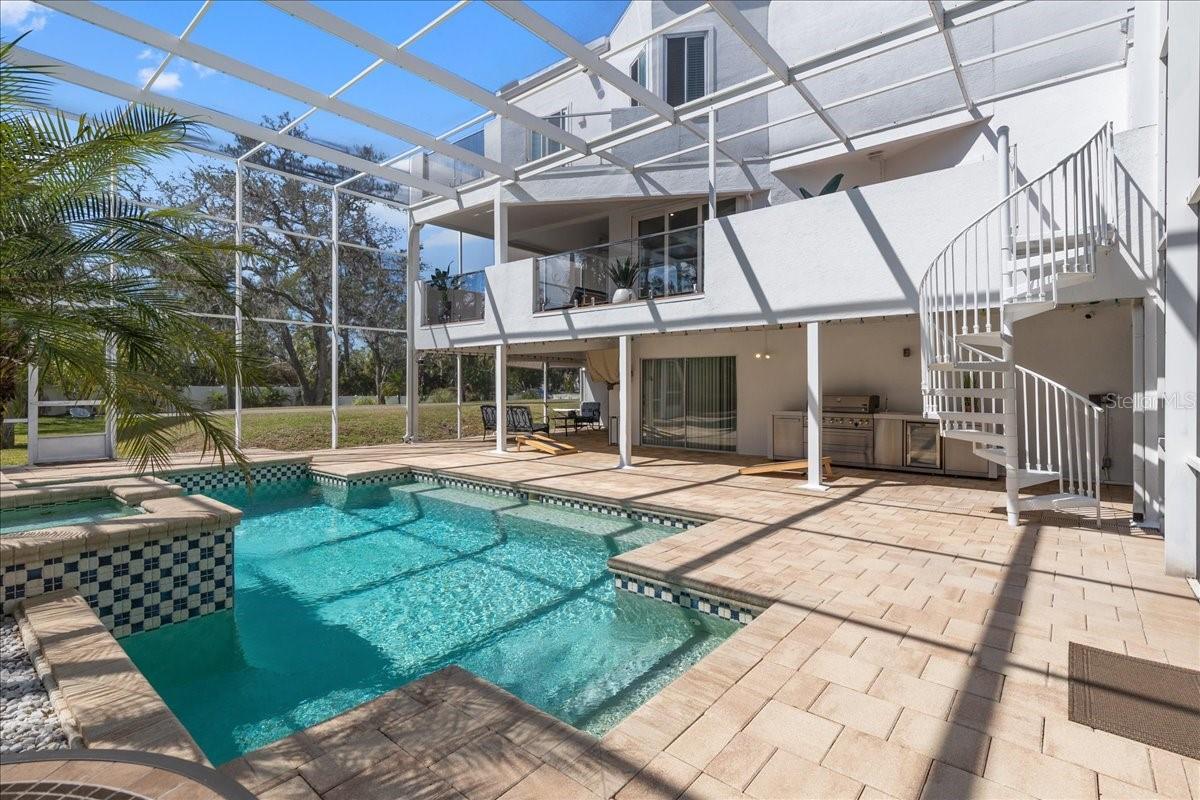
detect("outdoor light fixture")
[755,328,772,360]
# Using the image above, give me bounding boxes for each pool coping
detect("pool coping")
[0,493,243,570]
[14,588,209,766]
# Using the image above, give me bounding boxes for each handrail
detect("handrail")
[537,223,705,262]
[922,124,1114,269]
[918,124,1114,521]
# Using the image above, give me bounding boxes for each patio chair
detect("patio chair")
[507,405,550,435]
[480,404,497,440]
[576,402,601,429]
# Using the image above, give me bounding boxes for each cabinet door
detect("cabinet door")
[773,417,805,459]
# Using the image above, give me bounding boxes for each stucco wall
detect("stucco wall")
[621,306,1134,483]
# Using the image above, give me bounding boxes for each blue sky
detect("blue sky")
[1,0,630,272]
[1,0,629,156]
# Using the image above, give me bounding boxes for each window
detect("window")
[629,49,647,107]
[529,110,567,160]
[635,199,735,298]
[665,33,706,106]
[642,356,736,451]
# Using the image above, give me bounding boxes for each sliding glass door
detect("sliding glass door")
[641,356,736,451]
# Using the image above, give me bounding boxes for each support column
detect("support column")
[707,107,717,220]
[495,344,507,453]
[997,125,1020,526]
[455,353,463,440]
[493,188,509,267]
[542,360,549,422]
[330,187,340,449]
[805,323,825,491]
[233,161,244,447]
[1162,0,1200,576]
[618,335,633,469]
[26,366,38,465]
[405,217,422,443]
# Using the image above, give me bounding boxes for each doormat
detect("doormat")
[1068,641,1200,759]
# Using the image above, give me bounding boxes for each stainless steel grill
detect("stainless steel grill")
[804,395,881,466]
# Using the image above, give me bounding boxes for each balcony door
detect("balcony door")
[641,356,736,452]
[635,199,735,299]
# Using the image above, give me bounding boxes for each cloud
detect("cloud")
[188,60,217,78]
[137,67,183,93]
[137,47,160,61]
[0,0,50,31]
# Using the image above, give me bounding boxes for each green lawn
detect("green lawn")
[1,401,580,467]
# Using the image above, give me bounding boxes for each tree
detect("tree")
[132,114,408,407]
[0,39,249,469]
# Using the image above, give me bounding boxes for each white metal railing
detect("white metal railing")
[920,124,1115,392]
[918,125,1115,519]
[1016,366,1104,500]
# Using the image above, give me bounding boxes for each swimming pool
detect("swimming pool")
[1,498,141,535]
[120,477,736,764]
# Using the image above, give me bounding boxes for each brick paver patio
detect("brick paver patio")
[8,436,1198,799]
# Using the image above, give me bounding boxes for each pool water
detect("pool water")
[120,478,736,764]
[1,499,141,535]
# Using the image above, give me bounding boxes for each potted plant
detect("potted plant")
[607,257,642,304]
[428,267,458,322]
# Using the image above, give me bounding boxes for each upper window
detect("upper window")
[665,33,706,106]
[530,110,567,160]
[629,49,648,107]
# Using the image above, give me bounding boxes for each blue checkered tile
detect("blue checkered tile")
[2,526,234,638]
[169,461,309,494]
[611,573,759,625]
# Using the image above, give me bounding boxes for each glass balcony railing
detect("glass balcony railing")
[423,269,487,325]
[535,224,703,312]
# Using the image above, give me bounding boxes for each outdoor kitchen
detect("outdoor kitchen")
[768,395,993,478]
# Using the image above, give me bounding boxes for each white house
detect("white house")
[405,1,1199,578]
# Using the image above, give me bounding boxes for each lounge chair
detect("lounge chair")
[576,402,601,430]
[480,404,497,440]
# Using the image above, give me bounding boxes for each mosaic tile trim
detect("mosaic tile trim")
[311,469,411,488]
[411,471,528,500]
[534,493,701,529]
[169,461,309,494]
[612,573,759,625]
[2,527,234,639]
[3,494,127,514]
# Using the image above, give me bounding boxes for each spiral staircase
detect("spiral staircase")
[919,125,1116,526]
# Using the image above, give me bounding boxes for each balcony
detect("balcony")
[423,269,487,325]
[535,225,704,312]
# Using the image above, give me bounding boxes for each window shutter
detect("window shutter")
[666,36,686,106]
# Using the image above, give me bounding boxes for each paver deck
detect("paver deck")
[7,436,1199,799]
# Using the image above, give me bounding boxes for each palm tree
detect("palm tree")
[0,39,251,471]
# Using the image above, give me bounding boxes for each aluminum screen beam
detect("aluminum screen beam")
[44,0,515,180]
[7,46,459,197]
[266,0,591,156]
[488,0,744,165]
[928,0,975,111]
[485,0,675,120]
[706,0,850,145]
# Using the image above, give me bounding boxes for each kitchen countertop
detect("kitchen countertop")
[873,412,931,421]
